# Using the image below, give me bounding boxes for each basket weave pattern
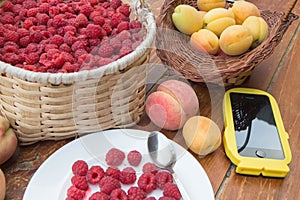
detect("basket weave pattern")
[0,0,156,145]
[156,0,299,86]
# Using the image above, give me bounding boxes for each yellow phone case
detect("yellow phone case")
[223,88,292,177]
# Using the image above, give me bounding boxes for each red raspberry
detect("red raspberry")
[155,171,173,189]
[0,13,14,25]
[39,3,50,13]
[142,162,158,175]
[111,13,123,28]
[76,13,89,27]
[145,197,157,200]
[86,165,105,184]
[127,186,147,200]
[71,175,89,191]
[67,185,86,200]
[89,191,109,200]
[61,62,74,72]
[64,31,77,46]
[3,30,19,43]
[2,1,14,12]
[122,39,133,49]
[23,0,37,9]
[163,183,181,200]
[97,57,114,67]
[105,167,120,180]
[105,148,125,166]
[98,43,114,58]
[49,6,60,18]
[50,34,64,46]
[59,43,71,52]
[137,173,156,193]
[71,40,89,52]
[94,5,107,17]
[116,30,131,41]
[25,53,39,65]
[117,4,130,17]
[111,0,122,9]
[158,197,176,200]
[129,20,142,31]
[4,42,19,53]
[3,53,20,65]
[102,23,112,35]
[27,7,39,17]
[80,4,94,17]
[72,160,88,176]
[127,150,142,166]
[52,14,67,28]
[22,19,34,29]
[86,24,103,39]
[29,31,43,44]
[99,176,121,195]
[110,188,128,200]
[117,21,129,33]
[109,37,122,50]
[93,16,105,26]
[0,37,5,48]
[89,38,101,47]
[36,13,50,25]
[119,46,132,57]
[17,28,30,38]
[23,65,39,72]
[119,167,136,185]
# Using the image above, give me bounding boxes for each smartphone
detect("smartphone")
[223,88,292,177]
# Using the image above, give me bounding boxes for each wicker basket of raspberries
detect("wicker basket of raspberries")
[0,0,156,145]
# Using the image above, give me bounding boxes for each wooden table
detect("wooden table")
[1,0,300,199]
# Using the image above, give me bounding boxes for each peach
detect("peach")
[182,116,221,156]
[172,4,204,35]
[242,16,268,48]
[197,0,226,12]
[219,25,253,56]
[190,29,219,55]
[231,1,260,24]
[145,80,199,131]
[203,8,236,37]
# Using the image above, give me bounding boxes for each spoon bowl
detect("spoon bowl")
[147,131,191,200]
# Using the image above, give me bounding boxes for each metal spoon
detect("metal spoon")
[147,131,191,200]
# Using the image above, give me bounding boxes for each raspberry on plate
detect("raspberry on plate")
[127,150,142,166]
[127,186,147,200]
[99,176,121,195]
[89,191,109,200]
[137,173,156,193]
[163,183,182,200]
[119,167,136,185]
[71,175,89,191]
[66,185,86,200]
[142,162,158,175]
[105,148,125,166]
[155,171,173,189]
[72,160,88,176]
[105,167,121,180]
[110,188,128,200]
[158,197,177,200]
[86,165,105,184]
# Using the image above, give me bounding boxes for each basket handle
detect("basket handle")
[282,0,298,21]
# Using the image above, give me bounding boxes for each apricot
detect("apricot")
[182,116,221,156]
[242,16,268,48]
[197,0,226,12]
[219,25,253,56]
[190,29,219,55]
[231,1,260,24]
[203,8,236,37]
[145,80,199,131]
[172,4,204,35]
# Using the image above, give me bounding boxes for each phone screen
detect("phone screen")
[230,92,285,159]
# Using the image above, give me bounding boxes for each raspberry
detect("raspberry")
[3,30,19,43]
[102,23,112,35]
[155,171,173,189]
[89,38,101,47]
[105,167,121,180]
[117,4,130,17]
[76,13,89,27]
[72,160,88,176]
[142,162,158,175]
[22,19,34,29]
[122,39,133,49]
[93,16,105,26]
[86,165,105,184]
[66,185,86,200]
[36,13,50,25]
[50,34,64,46]
[138,173,156,193]
[71,40,89,52]
[98,43,114,58]
[52,14,67,28]
[94,5,107,17]
[29,31,43,43]
[1,13,14,25]
[119,167,136,185]
[0,37,5,48]
[158,197,176,200]
[89,191,109,200]
[119,46,132,57]
[27,7,38,17]
[163,183,181,200]
[105,148,125,166]
[74,49,88,59]
[111,0,121,9]
[3,53,20,65]
[116,30,131,41]
[127,150,142,166]
[4,42,19,53]
[49,6,60,18]
[111,13,123,28]
[129,20,142,31]
[127,186,147,200]
[71,175,89,191]
[63,26,77,35]
[25,53,39,65]
[99,176,121,195]
[97,57,114,67]
[63,31,77,46]
[2,1,14,12]
[117,21,129,33]
[38,3,50,13]
[22,0,37,9]
[86,24,103,39]
[110,188,128,200]
[17,28,30,38]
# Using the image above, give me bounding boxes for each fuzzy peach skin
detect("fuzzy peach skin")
[242,16,268,48]
[172,4,204,35]
[219,25,253,56]
[145,80,199,131]
[231,1,260,24]
[197,0,226,12]
[190,29,219,55]
[203,8,236,37]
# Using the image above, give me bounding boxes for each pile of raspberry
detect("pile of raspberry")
[67,148,182,200]
[0,0,143,73]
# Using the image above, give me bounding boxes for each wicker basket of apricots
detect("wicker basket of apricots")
[156,0,298,86]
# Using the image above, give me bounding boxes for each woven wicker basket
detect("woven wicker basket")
[0,0,156,145]
[156,0,298,86]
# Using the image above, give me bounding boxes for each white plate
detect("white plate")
[23,129,215,200]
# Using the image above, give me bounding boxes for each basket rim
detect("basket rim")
[0,0,157,85]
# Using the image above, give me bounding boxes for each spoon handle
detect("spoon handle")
[171,172,191,200]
